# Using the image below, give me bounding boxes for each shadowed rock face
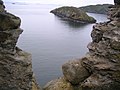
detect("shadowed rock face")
[114,0,120,5]
[44,3,120,90]
[0,1,41,90]
[50,6,96,23]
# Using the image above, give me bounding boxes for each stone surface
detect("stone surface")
[62,59,90,85]
[0,12,21,30]
[0,1,41,90]
[43,77,74,90]
[50,6,96,23]
[114,0,120,5]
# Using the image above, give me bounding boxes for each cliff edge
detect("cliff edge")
[0,0,41,90]
[44,3,120,90]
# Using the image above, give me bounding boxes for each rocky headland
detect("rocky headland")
[44,3,120,90]
[50,6,96,23]
[0,0,41,90]
[79,4,112,14]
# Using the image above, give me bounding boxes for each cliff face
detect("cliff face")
[0,1,40,90]
[44,4,120,90]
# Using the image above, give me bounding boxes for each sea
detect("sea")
[4,1,110,86]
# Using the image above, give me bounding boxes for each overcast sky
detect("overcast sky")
[5,0,114,6]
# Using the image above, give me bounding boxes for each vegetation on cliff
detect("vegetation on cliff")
[50,6,96,23]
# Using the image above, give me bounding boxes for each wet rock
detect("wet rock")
[50,6,96,23]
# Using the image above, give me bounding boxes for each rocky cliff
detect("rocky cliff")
[44,4,120,90]
[0,0,41,90]
[50,6,96,23]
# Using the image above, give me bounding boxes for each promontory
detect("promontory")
[50,6,96,23]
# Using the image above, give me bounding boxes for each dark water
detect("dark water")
[6,3,107,86]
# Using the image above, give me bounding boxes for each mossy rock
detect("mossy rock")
[50,6,96,23]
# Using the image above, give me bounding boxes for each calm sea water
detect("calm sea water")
[5,3,108,86]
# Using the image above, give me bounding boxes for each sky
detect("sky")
[5,0,114,6]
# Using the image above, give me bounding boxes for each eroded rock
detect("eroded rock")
[62,58,90,85]
[44,3,120,90]
[43,77,74,90]
[0,1,41,90]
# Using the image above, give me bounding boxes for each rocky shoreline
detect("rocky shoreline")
[50,6,96,23]
[44,4,120,90]
[0,0,41,90]
[79,4,112,14]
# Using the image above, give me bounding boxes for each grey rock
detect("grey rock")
[0,28,23,53]
[43,77,74,90]
[0,12,21,30]
[62,59,90,85]
[0,1,41,90]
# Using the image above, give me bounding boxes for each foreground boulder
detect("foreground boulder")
[50,6,96,23]
[44,3,120,90]
[62,59,90,85]
[0,0,41,90]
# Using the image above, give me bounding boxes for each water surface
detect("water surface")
[6,3,108,86]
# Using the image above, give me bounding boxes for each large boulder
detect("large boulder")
[62,58,90,85]
[50,6,96,23]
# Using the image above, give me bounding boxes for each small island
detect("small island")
[50,6,96,23]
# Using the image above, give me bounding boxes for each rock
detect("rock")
[0,28,23,54]
[0,48,32,90]
[32,76,42,90]
[43,77,74,90]
[80,4,112,14]
[0,1,41,90]
[62,58,90,85]
[50,6,96,23]
[114,0,120,5]
[0,12,21,30]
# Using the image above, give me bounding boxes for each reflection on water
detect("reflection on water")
[54,16,88,28]
[6,3,108,86]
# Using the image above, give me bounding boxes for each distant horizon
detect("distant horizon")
[4,0,113,7]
